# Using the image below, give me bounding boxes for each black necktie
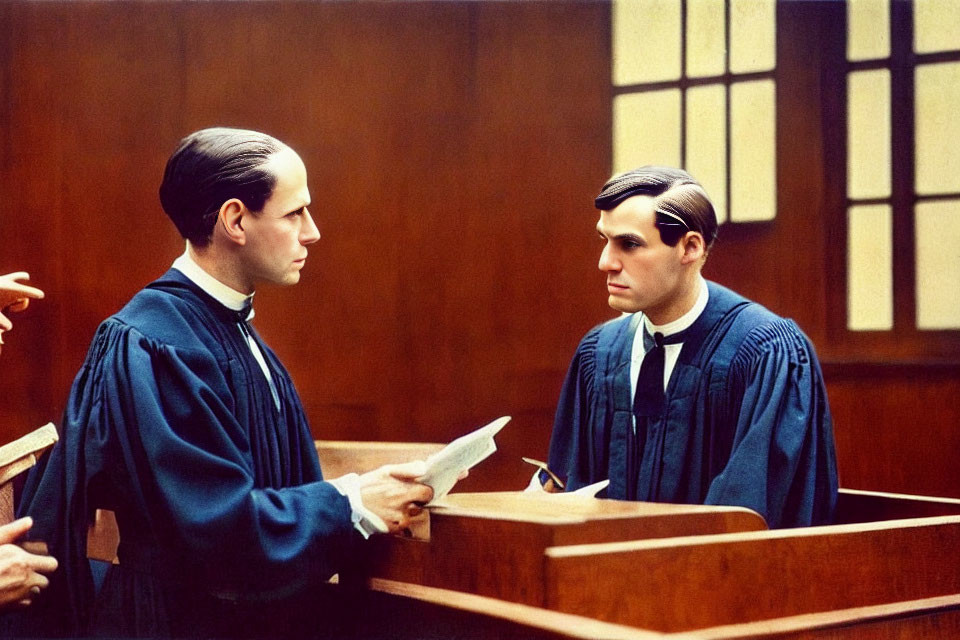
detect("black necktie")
[633,327,686,417]
[235,299,254,324]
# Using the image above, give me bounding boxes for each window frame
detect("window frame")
[611,0,778,225]
[828,0,960,360]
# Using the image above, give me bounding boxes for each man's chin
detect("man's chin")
[280,268,303,285]
[258,272,302,288]
[607,296,641,314]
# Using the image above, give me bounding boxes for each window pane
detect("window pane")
[847,69,891,199]
[730,80,776,222]
[916,200,960,329]
[686,0,725,78]
[847,0,890,61]
[915,62,960,195]
[914,0,960,54]
[685,84,727,224]
[612,0,681,86]
[613,90,682,174]
[847,205,894,331]
[729,0,776,73]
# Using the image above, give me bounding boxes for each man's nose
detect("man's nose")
[301,209,321,245]
[598,244,619,272]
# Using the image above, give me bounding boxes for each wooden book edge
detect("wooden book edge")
[0,422,58,484]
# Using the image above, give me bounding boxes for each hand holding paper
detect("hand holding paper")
[418,416,510,504]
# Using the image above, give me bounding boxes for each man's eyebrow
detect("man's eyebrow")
[597,225,644,242]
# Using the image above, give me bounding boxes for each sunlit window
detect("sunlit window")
[847,0,890,61]
[844,0,960,331]
[915,201,960,329]
[847,69,891,200]
[611,0,777,224]
[847,204,894,330]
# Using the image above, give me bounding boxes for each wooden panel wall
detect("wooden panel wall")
[1,1,957,497]
[826,364,960,497]
[0,1,612,490]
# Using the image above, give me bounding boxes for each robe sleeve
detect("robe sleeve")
[107,321,358,595]
[704,319,838,528]
[547,326,603,491]
[15,318,360,638]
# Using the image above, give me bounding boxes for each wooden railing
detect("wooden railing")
[80,441,960,639]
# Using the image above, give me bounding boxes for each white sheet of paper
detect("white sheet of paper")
[419,416,510,503]
[565,479,610,497]
[523,475,609,498]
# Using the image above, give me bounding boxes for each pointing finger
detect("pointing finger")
[0,517,33,544]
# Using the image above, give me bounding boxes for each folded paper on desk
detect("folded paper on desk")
[523,473,609,498]
[561,479,609,498]
[419,416,510,504]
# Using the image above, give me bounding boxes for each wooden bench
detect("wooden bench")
[542,515,960,633]
[356,581,960,639]
[665,594,960,639]
[359,490,960,637]
[83,440,960,638]
[364,491,766,605]
[358,577,684,639]
[836,487,960,523]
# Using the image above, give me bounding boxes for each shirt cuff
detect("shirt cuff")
[328,473,389,538]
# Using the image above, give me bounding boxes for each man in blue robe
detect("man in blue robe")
[13,128,436,637]
[541,167,837,528]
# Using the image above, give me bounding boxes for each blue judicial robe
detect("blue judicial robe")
[547,281,838,528]
[12,270,360,637]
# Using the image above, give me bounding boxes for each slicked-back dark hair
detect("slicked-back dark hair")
[159,127,284,247]
[594,166,718,250]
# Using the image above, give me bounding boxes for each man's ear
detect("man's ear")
[679,231,705,265]
[218,199,247,246]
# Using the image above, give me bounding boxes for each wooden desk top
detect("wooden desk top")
[543,515,960,632]
[434,491,767,526]
[364,491,766,606]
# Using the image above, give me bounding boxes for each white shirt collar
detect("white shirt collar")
[642,276,709,338]
[172,249,255,320]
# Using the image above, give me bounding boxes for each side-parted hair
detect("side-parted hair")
[159,127,284,247]
[594,166,718,250]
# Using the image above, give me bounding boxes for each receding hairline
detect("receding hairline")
[262,142,297,164]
